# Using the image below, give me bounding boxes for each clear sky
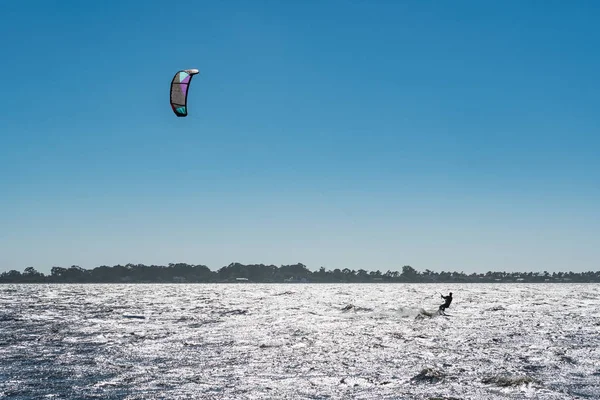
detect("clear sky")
[1,1,599,274]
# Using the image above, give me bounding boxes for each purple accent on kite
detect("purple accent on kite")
[180,75,191,97]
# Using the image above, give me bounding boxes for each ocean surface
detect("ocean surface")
[0,283,599,399]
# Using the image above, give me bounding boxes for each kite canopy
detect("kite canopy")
[170,69,199,117]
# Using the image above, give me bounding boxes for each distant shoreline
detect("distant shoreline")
[1,281,597,285]
[2,263,598,284]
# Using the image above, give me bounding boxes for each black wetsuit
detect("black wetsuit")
[439,294,452,312]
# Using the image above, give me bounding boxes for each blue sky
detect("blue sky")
[1,1,598,274]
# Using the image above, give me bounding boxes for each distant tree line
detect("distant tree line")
[1,263,599,284]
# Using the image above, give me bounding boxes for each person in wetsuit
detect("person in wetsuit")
[439,292,453,313]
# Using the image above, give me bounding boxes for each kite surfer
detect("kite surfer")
[439,292,453,314]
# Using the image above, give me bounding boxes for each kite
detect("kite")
[170,69,199,117]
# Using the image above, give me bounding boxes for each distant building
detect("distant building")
[284,276,309,283]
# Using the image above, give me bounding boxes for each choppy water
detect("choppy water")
[0,283,599,399]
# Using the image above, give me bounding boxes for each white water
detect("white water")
[1,283,599,399]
